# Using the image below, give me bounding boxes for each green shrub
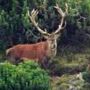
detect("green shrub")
[0,61,50,90]
[0,0,90,51]
[82,71,90,83]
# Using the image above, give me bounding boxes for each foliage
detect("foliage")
[82,71,90,83]
[55,0,90,48]
[51,74,84,90]
[0,0,90,51]
[0,61,50,90]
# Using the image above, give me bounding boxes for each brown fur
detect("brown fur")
[6,41,49,64]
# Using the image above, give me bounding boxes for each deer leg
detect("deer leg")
[40,57,50,69]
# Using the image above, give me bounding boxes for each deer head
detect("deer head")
[28,4,68,57]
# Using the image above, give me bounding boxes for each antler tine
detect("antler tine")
[65,3,68,15]
[28,9,49,36]
[54,4,65,17]
[31,9,38,18]
[54,3,68,34]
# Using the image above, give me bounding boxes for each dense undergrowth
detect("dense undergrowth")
[0,0,90,51]
[0,61,50,90]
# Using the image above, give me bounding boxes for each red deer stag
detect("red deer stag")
[6,4,68,64]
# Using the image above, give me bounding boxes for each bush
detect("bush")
[82,71,90,83]
[0,0,90,52]
[0,61,50,90]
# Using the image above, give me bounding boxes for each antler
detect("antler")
[28,9,50,36]
[54,3,68,34]
[28,3,68,36]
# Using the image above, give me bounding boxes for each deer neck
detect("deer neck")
[46,40,57,58]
